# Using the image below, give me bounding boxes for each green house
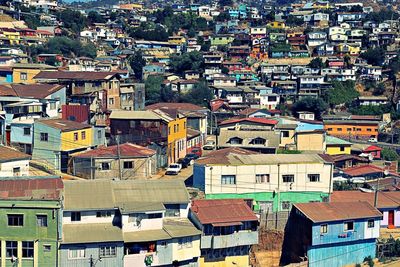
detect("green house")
[210,34,235,46]
[0,177,63,267]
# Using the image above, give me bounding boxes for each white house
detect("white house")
[0,146,30,176]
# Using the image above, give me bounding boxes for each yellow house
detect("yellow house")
[12,63,57,84]
[168,35,186,45]
[277,124,296,148]
[1,28,20,45]
[337,43,360,55]
[325,135,352,155]
[267,21,286,29]
[295,130,326,152]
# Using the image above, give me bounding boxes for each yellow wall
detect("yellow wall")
[4,31,20,45]
[61,128,93,151]
[296,133,325,151]
[279,129,295,147]
[326,145,351,155]
[172,238,200,262]
[199,255,250,267]
[168,117,187,144]
[13,68,41,84]
[268,21,286,29]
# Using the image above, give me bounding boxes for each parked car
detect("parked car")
[190,146,202,157]
[203,140,216,150]
[165,163,182,175]
[177,158,191,168]
[368,137,378,143]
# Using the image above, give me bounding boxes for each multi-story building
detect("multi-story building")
[323,115,380,140]
[193,148,333,212]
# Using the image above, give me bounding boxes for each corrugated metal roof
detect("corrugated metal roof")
[109,110,162,120]
[62,223,123,244]
[219,117,278,126]
[331,191,400,209]
[294,201,382,223]
[0,177,63,200]
[123,229,170,242]
[191,199,258,224]
[36,118,91,132]
[0,145,31,162]
[163,218,202,238]
[34,71,119,81]
[73,143,156,159]
[325,135,352,146]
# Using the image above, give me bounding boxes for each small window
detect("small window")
[37,215,48,227]
[13,167,21,176]
[282,175,294,183]
[99,246,116,257]
[43,245,51,252]
[340,146,345,152]
[50,102,56,110]
[101,162,110,171]
[22,241,34,258]
[320,224,328,234]
[20,72,27,81]
[367,128,372,132]
[123,161,133,169]
[96,211,113,218]
[8,214,23,226]
[221,175,236,185]
[308,174,320,182]
[368,219,374,228]
[281,201,291,210]
[81,131,86,140]
[74,133,78,141]
[6,241,17,257]
[337,128,342,131]
[68,248,85,259]
[327,128,333,131]
[256,174,270,183]
[282,131,289,138]
[71,212,81,222]
[40,132,48,142]
[97,130,102,139]
[344,221,354,231]
[109,98,114,105]
[23,127,30,136]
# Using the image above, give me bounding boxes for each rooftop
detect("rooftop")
[36,118,91,132]
[0,145,31,162]
[331,191,400,209]
[219,117,278,126]
[73,143,156,159]
[34,71,120,81]
[325,135,352,146]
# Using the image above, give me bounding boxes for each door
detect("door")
[388,210,395,227]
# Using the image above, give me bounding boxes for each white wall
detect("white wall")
[62,210,116,224]
[0,160,29,177]
[122,213,163,232]
[364,219,380,239]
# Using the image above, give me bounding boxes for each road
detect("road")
[351,139,400,149]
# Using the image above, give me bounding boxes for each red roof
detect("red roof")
[191,199,258,224]
[146,102,205,112]
[211,100,231,112]
[331,191,400,209]
[219,117,278,126]
[364,145,382,152]
[0,178,63,200]
[344,164,399,177]
[74,143,156,158]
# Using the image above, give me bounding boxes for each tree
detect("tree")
[308,57,324,69]
[373,83,386,96]
[286,15,304,27]
[57,9,88,35]
[87,11,106,24]
[129,51,146,80]
[218,0,232,7]
[145,75,164,105]
[291,97,328,119]
[381,148,399,161]
[30,37,97,58]
[360,47,386,66]
[179,81,213,106]
[216,11,230,22]
[170,51,204,75]
[129,23,169,42]
[326,80,359,107]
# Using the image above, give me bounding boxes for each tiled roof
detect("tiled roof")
[73,143,156,158]
[343,164,399,177]
[0,177,63,200]
[191,199,258,224]
[219,117,278,126]
[36,118,91,132]
[331,191,400,209]
[330,154,369,163]
[294,201,382,223]
[0,146,30,162]
[0,84,17,96]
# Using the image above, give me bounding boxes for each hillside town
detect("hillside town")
[2,0,400,266]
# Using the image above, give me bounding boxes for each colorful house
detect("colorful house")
[0,28,20,45]
[190,199,259,267]
[32,118,93,172]
[210,34,235,46]
[325,135,352,155]
[282,201,381,267]
[0,177,63,267]
[12,63,56,84]
[267,21,286,29]
[323,115,380,140]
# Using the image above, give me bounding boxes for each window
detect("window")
[20,72,27,81]
[174,125,177,133]
[109,98,114,105]
[337,128,342,131]
[23,127,30,136]
[40,132,48,142]
[13,167,21,176]
[36,215,47,227]
[6,241,17,257]
[281,201,291,210]
[81,131,86,140]
[68,248,85,259]
[178,237,192,249]
[123,161,133,169]
[282,175,294,183]
[50,102,56,110]
[308,174,320,182]
[22,241,34,258]
[96,211,113,218]
[344,221,354,231]
[367,128,372,132]
[327,128,333,131]
[282,131,289,138]
[228,137,242,145]
[43,245,51,252]
[74,133,78,141]
[340,146,345,152]
[251,138,266,145]
[320,224,328,234]
[221,175,236,185]
[99,246,116,257]
[256,174,270,183]
[71,212,81,222]
[97,130,102,139]
[101,162,110,171]
[184,122,186,129]
[8,214,23,226]
[368,219,374,228]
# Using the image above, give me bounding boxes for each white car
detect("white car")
[165,163,182,175]
[368,137,378,143]
[203,140,216,150]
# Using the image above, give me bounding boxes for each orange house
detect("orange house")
[324,121,379,139]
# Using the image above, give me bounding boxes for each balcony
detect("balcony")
[200,230,258,249]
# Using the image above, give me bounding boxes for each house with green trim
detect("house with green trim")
[193,148,333,212]
[0,176,63,267]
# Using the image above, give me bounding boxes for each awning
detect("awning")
[212,222,243,227]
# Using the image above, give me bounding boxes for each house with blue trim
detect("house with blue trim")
[282,201,382,267]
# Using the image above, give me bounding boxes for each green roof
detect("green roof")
[326,135,352,146]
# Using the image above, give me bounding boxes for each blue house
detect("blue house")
[282,202,382,267]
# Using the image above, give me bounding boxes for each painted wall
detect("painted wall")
[296,132,325,151]
[10,123,33,145]
[324,123,378,137]
[0,159,29,177]
[61,128,92,151]
[13,68,41,84]
[62,210,116,225]
[326,145,351,155]
[199,255,249,267]
[32,122,61,169]
[380,208,400,227]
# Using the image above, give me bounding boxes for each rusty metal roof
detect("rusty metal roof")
[331,191,400,209]
[191,199,258,224]
[36,118,91,132]
[73,143,156,158]
[0,177,63,200]
[294,201,382,223]
[0,146,30,162]
[34,71,120,81]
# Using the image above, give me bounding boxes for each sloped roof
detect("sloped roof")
[343,164,399,177]
[219,117,278,126]
[62,223,123,244]
[364,145,382,152]
[331,191,400,209]
[294,201,382,223]
[10,84,65,99]
[0,146,30,162]
[36,118,91,132]
[109,110,163,120]
[191,199,258,224]
[325,135,352,146]
[34,71,120,81]
[145,102,206,112]
[73,143,156,159]
[0,177,63,200]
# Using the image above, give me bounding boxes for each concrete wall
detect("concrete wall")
[63,210,117,225]
[0,159,29,177]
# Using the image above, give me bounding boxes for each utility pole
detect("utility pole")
[116,135,122,180]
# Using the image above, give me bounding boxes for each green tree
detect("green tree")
[381,148,399,161]
[216,11,231,22]
[326,80,359,107]
[373,83,386,96]
[308,57,324,69]
[57,9,88,35]
[145,75,164,105]
[30,37,97,58]
[87,11,106,24]
[286,15,304,26]
[291,97,328,119]
[179,81,213,106]
[129,51,146,80]
[170,51,204,75]
[360,47,386,66]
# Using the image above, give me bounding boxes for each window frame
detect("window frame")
[99,246,117,258]
[8,214,23,227]
[36,214,48,227]
[6,241,17,258]
[282,174,294,183]
[81,131,86,140]
[344,221,354,232]
[123,161,133,169]
[221,175,236,185]
[255,174,270,184]
[367,219,374,228]
[40,132,48,142]
[100,162,111,171]
[320,224,328,234]
[71,211,81,222]
[22,241,34,258]
[73,132,78,141]
[308,174,320,182]
[23,127,31,136]
[68,248,86,259]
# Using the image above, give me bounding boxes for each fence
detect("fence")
[259,210,290,231]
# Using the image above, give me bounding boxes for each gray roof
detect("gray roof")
[109,110,161,120]
[218,130,281,149]
[62,223,123,244]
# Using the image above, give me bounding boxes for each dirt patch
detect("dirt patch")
[251,230,285,267]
